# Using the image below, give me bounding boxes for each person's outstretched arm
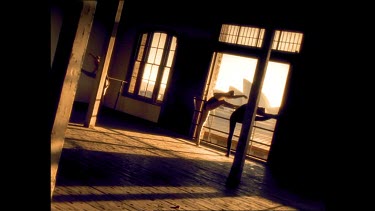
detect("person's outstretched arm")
[227,94,247,99]
[213,91,233,99]
[213,90,247,100]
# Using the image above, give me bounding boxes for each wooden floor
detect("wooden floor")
[51,105,325,210]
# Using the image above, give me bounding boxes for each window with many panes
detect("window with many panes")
[127,32,177,103]
[219,24,303,53]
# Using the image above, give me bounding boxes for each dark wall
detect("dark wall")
[87,0,118,59]
[159,35,216,135]
[267,38,327,197]
[267,16,339,205]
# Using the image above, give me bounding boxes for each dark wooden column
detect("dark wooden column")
[51,1,97,198]
[84,0,124,127]
[226,30,274,187]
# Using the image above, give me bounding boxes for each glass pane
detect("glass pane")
[161,67,170,84]
[137,45,145,61]
[157,67,170,101]
[262,61,290,114]
[219,24,264,48]
[157,83,166,101]
[272,31,281,50]
[128,77,136,93]
[272,30,303,53]
[140,33,148,46]
[166,51,175,67]
[258,29,265,47]
[170,36,177,50]
[158,33,167,47]
[149,64,159,81]
[143,64,152,79]
[148,47,157,63]
[128,61,140,93]
[155,48,164,64]
[151,33,161,47]
[139,79,148,97]
[145,82,154,98]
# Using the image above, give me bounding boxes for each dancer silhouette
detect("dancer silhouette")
[226,104,279,157]
[195,90,247,145]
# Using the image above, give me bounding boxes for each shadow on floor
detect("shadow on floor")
[70,101,186,138]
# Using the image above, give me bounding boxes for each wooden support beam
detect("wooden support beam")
[84,0,125,127]
[51,1,97,198]
[226,30,275,187]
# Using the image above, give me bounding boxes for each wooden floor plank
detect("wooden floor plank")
[51,112,325,210]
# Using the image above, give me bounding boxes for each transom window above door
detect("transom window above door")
[219,24,303,53]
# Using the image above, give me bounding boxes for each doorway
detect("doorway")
[196,52,290,161]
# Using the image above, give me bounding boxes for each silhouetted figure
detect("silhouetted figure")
[226,104,279,157]
[195,90,247,145]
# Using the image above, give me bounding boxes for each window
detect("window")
[219,24,265,48]
[219,24,303,53]
[127,32,177,103]
[272,30,303,53]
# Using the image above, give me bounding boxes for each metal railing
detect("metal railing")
[199,108,275,161]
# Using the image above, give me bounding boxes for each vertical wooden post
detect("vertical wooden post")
[84,0,124,127]
[51,1,96,198]
[226,30,275,187]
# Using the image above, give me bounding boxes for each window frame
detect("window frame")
[123,31,177,105]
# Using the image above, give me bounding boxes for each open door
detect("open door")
[192,52,290,161]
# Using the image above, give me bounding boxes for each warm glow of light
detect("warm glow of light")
[214,54,289,109]
[64,127,236,162]
[55,186,219,195]
[53,185,299,210]
[215,54,257,93]
[263,62,289,107]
